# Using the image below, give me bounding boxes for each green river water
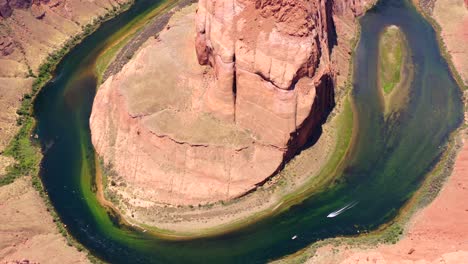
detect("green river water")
[32,0,463,263]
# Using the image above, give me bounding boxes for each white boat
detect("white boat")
[327,201,358,218]
[291,235,298,240]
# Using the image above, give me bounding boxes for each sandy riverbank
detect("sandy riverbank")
[0,0,132,163]
[431,0,468,87]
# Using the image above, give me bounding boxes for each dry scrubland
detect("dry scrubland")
[431,0,468,87]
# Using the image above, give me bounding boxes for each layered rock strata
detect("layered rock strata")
[0,0,130,261]
[91,0,373,206]
[0,0,130,153]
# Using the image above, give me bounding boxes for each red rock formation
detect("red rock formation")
[333,0,370,16]
[0,0,32,18]
[0,0,68,18]
[91,0,373,206]
[30,0,45,19]
[8,0,32,9]
[91,10,286,206]
[0,35,14,56]
[195,0,337,153]
[0,0,13,18]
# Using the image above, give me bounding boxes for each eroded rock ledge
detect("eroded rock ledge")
[91,0,373,206]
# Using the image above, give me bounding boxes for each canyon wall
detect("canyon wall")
[91,0,374,207]
[195,0,335,152]
[196,0,373,153]
[0,0,129,164]
[0,0,130,262]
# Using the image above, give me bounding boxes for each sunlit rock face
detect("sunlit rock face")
[195,0,370,151]
[91,0,372,206]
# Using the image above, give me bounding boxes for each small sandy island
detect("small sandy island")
[378,25,414,116]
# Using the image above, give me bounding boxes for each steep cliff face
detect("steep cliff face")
[195,0,335,152]
[194,0,372,153]
[0,0,29,18]
[0,0,130,167]
[91,0,372,206]
[92,8,285,206]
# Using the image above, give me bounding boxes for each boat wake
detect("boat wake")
[327,201,359,218]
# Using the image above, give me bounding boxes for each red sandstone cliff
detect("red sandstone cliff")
[195,0,373,152]
[0,0,131,159]
[90,0,374,206]
[0,0,131,261]
[196,0,334,152]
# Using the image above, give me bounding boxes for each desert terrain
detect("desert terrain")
[90,0,376,234]
[300,0,468,262]
[0,177,89,263]
[0,0,466,262]
[306,109,468,264]
[0,0,130,262]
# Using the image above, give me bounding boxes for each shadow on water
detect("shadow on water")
[33,0,463,263]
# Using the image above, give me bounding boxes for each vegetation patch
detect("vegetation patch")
[0,118,41,186]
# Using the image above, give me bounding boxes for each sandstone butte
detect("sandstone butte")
[90,0,374,206]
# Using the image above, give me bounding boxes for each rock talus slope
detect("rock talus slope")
[91,0,373,206]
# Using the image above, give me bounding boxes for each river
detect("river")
[32,0,463,263]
